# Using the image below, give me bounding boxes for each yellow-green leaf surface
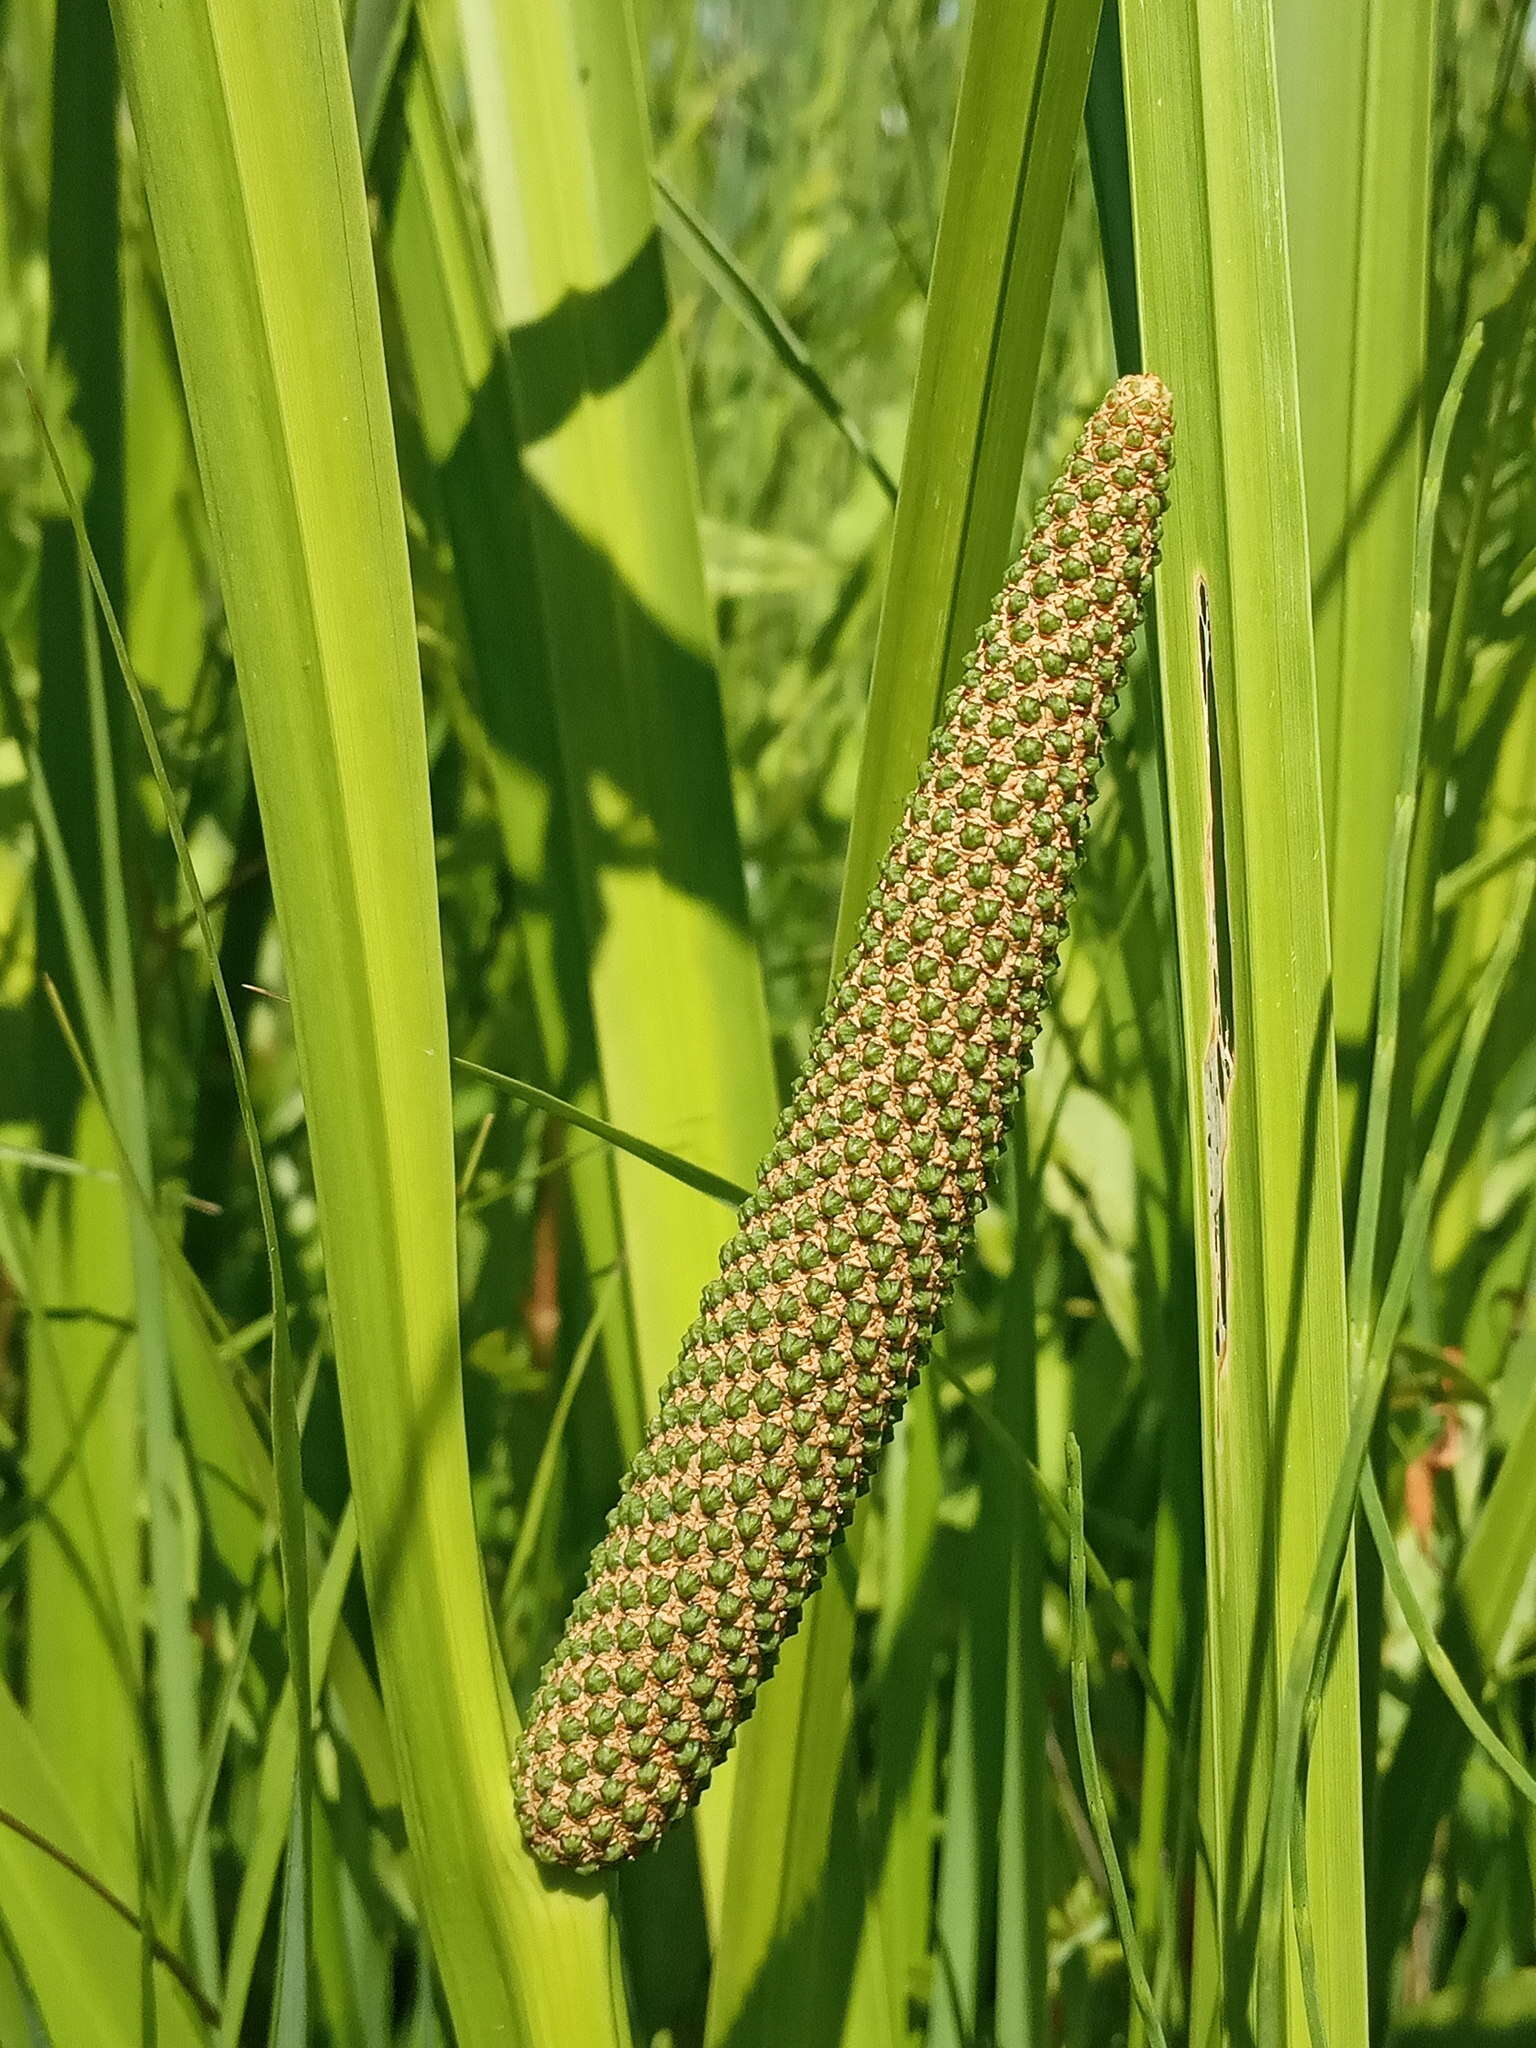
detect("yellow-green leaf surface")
[104,3,629,2042]
[0,1679,205,2045]
[378,12,644,1470]
[451,0,779,1896]
[1121,0,1368,2039]
[27,0,142,1914]
[1277,0,1434,1158]
[453,0,779,1429]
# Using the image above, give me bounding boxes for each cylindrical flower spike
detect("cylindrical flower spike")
[514,374,1173,1872]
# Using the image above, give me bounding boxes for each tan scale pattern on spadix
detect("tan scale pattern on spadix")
[514,374,1174,1871]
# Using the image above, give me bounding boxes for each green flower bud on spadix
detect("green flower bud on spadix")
[514,373,1174,1872]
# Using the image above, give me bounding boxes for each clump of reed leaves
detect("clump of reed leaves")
[0,1,1533,2046]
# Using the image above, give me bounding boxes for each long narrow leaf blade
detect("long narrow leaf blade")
[1120,0,1369,2035]
[103,3,631,2041]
